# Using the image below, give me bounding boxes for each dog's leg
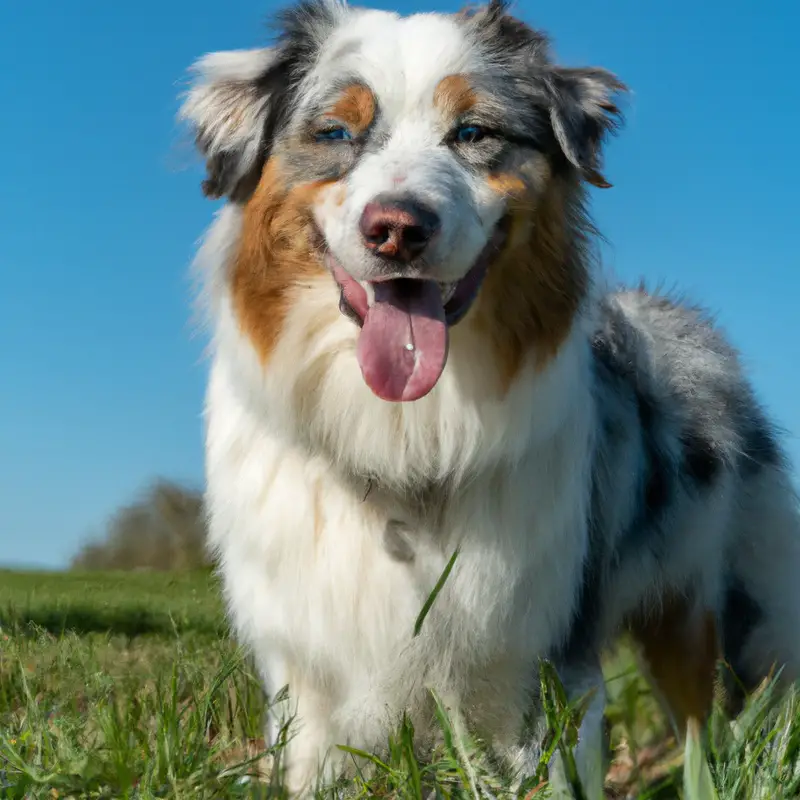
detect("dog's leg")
[547,656,608,800]
[628,590,718,741]
[265,667,341,797]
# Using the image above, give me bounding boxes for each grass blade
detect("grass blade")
[683,718,719,800]
[414,547,460,637]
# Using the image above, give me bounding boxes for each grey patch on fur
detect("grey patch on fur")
[721,577,764,701]
[739,412,786,477]
[680,427,724,488]
[587,298,678,565]
[277,76,377,187]
[276,134,359,188]
[558,285,798,682]
[383,519,415,563]
[553,476,605,664]
[459,0,625,187]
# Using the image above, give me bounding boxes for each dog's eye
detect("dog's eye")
[315,126,352,143]
[454,125,487,144]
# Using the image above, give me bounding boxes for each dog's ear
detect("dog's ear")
[180,48,291,202]
[463,2,626,188]
[547,66,626,188]
[181,0,342,201]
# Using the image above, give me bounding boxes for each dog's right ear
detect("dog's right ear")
[180,48,290,202]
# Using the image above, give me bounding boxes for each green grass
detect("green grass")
[1,571,798,799]
[0,570,224,637]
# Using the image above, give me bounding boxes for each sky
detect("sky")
[1,0,798,568]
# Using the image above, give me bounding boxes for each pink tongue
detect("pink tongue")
[357,279,448,402]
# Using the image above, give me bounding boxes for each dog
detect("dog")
[180,0,800,794]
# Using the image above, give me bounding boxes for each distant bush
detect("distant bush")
[71,480,211,572]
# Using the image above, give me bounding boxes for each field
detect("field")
[1,570,799,799]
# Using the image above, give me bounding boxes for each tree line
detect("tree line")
[71,480,212,571]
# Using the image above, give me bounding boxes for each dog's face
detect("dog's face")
[183,0,624,403]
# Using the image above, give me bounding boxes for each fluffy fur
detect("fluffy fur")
[180,1,800,795]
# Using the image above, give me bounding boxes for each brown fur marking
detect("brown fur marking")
[330,84,376,135]
[433,74,477,119]
[629,592,720,736]
[232,159,330,363]
[486,173,528,198]
[473,171,591,391]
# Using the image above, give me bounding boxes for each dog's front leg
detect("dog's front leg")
[263,668,341,797]
[547,656,608,800]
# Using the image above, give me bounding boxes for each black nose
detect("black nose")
[359,197,440,263]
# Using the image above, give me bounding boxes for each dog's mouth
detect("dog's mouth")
[325,218,509,403]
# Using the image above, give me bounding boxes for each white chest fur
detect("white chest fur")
[204,339,594,761]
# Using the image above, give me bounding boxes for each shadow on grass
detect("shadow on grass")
[0,605,226,638]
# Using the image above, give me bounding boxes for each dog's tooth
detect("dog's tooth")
[440,282,457,304]
[359,280,376,307]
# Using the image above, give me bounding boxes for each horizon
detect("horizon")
[2,0,798,569]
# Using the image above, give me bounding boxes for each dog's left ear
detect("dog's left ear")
[547,66,626,188]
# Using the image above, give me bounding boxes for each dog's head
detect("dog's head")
[182,0,625,403]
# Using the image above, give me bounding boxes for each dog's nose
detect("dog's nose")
[359,198,440,263]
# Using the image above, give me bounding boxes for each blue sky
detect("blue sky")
[1,0,798,568]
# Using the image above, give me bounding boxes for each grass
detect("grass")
[1,571,798,799]
[0,570,224,638]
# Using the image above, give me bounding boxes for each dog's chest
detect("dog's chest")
[208,417,589,694]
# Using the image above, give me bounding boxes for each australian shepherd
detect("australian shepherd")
[180,0,800,794]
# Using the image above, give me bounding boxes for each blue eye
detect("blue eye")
[455,125,487,144]
[315,126,352,142]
